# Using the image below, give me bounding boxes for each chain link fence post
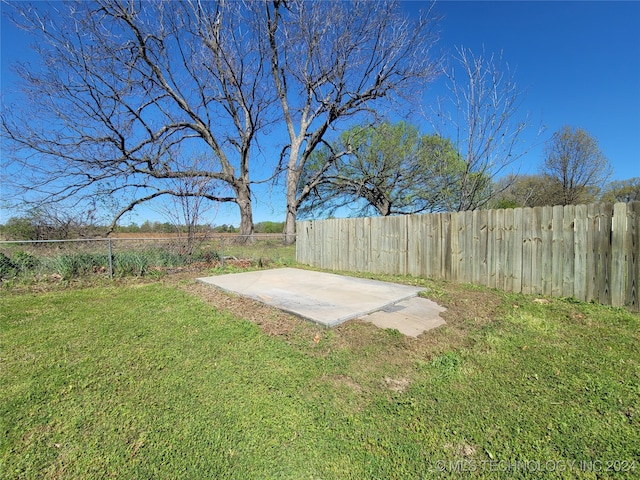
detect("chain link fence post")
[108,238,114,279]
[220,236,224,268]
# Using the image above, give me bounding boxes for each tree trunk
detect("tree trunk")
[235,183,254,238]
[282,142,303,245]
[283,182,298,245]
[379,200,391,216]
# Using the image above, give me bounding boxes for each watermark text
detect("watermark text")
[433,459,636,474]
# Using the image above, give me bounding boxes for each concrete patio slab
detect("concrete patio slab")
[197,267,431,328]
[359,297,446,338]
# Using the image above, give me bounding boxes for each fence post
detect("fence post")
[108,238,114,279]
[220,236,224,268]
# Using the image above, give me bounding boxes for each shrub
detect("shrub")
[114,252,149,277]
[13,251,39,271]
[0,252,18,279]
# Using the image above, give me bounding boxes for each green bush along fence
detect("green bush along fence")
[296,202,640,311]
[0,235,295,281]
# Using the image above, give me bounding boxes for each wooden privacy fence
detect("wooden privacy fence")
[296,202,640,311]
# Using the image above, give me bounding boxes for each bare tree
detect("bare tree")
[431,47,540,211]
[491,174,563,208]
[542,126,612,206]
[0,205,102,240]
[2,0,274,236]
[263,0,440,243]
[155,155,223,254]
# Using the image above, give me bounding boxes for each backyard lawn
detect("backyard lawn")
[1,272,638,479]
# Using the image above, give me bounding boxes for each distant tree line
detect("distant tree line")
[111,220,283,235]
[491,175,640,209]
[489,126,627,209]
[0,212,286,241]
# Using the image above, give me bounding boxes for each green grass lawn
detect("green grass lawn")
[1,276,639,479]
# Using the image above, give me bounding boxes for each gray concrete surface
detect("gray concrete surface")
[197,268,446,335]
[359,297,446,337]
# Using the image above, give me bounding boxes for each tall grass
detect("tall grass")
[0,237,294,283]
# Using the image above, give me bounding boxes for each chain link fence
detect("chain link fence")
[0,235,296,282]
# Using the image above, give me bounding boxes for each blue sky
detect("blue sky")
[427,0,640,180]
[1,1,639,227]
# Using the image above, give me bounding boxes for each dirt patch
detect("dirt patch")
[384,376,410,392]
[434,284,502,329]
[444,441,478,458]
[166,269,506,391]
[413,282,504,352]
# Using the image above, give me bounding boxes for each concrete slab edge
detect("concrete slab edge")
[324,291,424,327]
[196,277,332,327]
[196,277,425,328]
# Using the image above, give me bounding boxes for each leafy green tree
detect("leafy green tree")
[139,221,153,234]
[254,221,285,234]
[543,126,612,205]
[1,217,39,240]
[298,122,485,218]
[601,177,640,203]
